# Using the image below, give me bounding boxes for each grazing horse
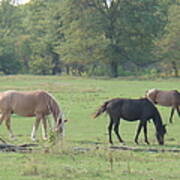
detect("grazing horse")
[94,98,167,145]
[0,90,66,141]
[146,89,180,123]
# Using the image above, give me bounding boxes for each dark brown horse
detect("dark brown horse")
[94,98,167,145]
[146,89,180,123]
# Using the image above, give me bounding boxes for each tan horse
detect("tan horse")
[146,89,180,123]
[0,90,66,140]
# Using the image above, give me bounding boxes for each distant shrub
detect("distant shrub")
[29,56,53,75]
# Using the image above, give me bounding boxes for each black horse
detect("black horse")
[94,98,167,145]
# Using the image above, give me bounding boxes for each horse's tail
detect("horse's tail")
[93,101,109,118]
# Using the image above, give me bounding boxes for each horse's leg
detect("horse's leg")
[169,108,175,123]
[0,113,15,139]
[0,113,6,125]
[114,118,124,143]
[143,122,149,145]
[134,122,143,144]
[31,114,41,141]
[41,116,48,140]
[176,106,180,117]
[108,117,113,144]
[5,115,15,139]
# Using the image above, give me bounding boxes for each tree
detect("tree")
[55,0,108,75]
[0,38,21,74]
[20,0,51,74]
[56,0,168,77]
[0,0,170,77]
[157,2,180,77]
[46,0,65,75]
[0,0,22,74]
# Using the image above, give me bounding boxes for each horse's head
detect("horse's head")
[55,117,68,136]
[156,124,167,145]
[145,89,158,104]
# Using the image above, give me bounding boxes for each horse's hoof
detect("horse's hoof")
[43,137,48,141]
[31,137,36,141]
[121,141,125,145]
[135,140,139,144]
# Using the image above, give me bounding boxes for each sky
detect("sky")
[20,0,30,3]
[17,0,112,6]
[10,0,30,5]
[0,0,111,6]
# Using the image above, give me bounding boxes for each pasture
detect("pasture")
[0,75,180,180]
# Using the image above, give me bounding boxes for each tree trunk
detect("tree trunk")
[172,61,178,77]
[52,66,61,75]
[110,62,118,77]
[65,65,70,75]
[52,53,61,75]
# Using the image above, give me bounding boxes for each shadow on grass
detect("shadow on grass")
[110,143,180,153]
[163,144,180,149]
[70,139,180,154]
[71,140,103,145]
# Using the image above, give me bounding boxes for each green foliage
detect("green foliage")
[56,0,108,66]
[0,0,22,74]
[0,38,21,74]
[157,1,180,76]
[0,0,178,77]
[0,0,21,38]
[20,0,62,74]
[54,0,168,77]
[29,56,53,75]
[15,35,32,73]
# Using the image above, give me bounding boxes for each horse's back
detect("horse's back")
[157,90,180,106]
[122,98,156,120]
[0,90,50,116]
[106,98,156,121]
[13,90,49,112]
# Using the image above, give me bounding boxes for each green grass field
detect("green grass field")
[0,75,180,180]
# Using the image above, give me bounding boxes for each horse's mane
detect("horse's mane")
[45,92,63,122]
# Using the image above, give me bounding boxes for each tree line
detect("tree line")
[0,0,179,77]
